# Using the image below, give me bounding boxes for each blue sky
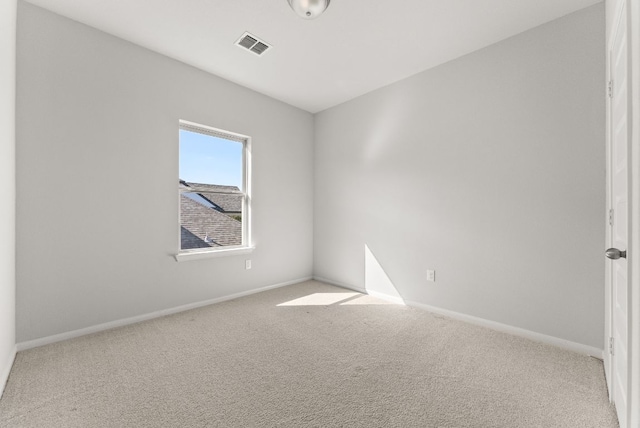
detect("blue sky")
[179,129,243,188]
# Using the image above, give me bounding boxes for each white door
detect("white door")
[607,3,629,426]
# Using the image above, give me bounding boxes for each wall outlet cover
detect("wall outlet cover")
[427,270,435,282]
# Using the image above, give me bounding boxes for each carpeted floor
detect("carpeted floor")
[0,280,618,427]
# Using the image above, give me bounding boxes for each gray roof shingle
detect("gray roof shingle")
[184,182,243,213]
[180,194,242,250]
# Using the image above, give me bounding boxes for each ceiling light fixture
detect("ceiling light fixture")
[287,0,330,19]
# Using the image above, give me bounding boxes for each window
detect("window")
[177,120,252,259]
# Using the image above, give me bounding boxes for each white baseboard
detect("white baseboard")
[17,276,312,352]
[406,300,604,359]
[17,275,604,360]
[313,275,366,294]
[313,276,604,359]
[0,345,17,399]
[314,276,404,305]
[365,290,406,306]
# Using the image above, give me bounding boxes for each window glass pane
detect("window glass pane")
[179,129,244,251]
[179,130,242,189]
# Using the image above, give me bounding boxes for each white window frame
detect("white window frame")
[175,120,253,262]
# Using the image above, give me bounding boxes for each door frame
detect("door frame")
[627,0,639,425]
[605,1,639,426]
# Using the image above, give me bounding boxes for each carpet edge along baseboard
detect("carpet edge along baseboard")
[16,276,313,352]
[312,275,604,359]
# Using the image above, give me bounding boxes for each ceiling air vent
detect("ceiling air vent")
[236,32,272,56]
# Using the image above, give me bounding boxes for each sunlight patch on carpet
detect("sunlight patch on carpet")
[339,295,397,305]
[277,292,360,306]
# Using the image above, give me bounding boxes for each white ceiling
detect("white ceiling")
[24,0,601,113]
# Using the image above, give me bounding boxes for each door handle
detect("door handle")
[605,248,627,260]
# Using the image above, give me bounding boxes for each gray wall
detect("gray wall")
[15,1,606,350]
[314,5,606,348]
[16,2,314,342]
[0,0,17,386]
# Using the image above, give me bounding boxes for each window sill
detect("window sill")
[174,246,255,262]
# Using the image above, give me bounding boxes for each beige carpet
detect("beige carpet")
[0,280,618,427]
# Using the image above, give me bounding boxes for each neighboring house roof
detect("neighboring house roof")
[180,195,242,249]
[183,182,243,213]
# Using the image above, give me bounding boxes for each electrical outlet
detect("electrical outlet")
[245,260,252,270]
[427,269,435,282]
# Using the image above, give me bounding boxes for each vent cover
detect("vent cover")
[235,32,272,56]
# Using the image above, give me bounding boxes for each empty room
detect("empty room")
[1,0,639,427]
